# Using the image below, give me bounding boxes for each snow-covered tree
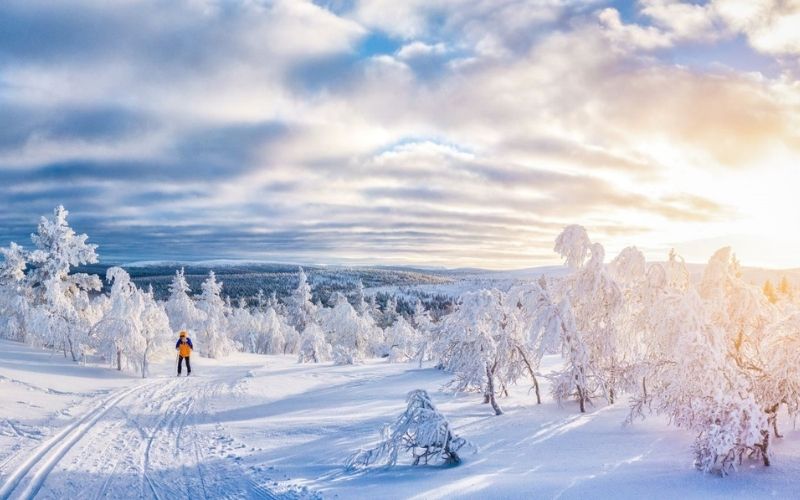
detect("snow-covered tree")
[778,276,793,301]
[227,302,255,352]
[139,285,171,377]
[281,317,301,354]
[254,289,267,309]
[0,243,29,341]
[319,298,378,364]
[230,304,294,355]
[700,247,773,364]
[92,268,171,377]
[297,322,331,363]
[262,307,293,354]
[437,289,533,415]
[380,295,399,328]
[286,267,317,332]
[346,389,474,469]
[553,226,624,406]
[196,271,234,358]
[412,300,436,366]
[164,267,205,334]
[508,280,572,406]
[554,224,591,270]
[352,279,369,315]
[384,315,421,363]
[24,206,102,361]
[92,267,145,372]
[0,242,27,284]
[624,248,775,474]
[763,280,778,303]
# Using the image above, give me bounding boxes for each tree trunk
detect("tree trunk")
[516,346,541,404]
[767,404,782,438]
[485,362,503,415]
[758,430,771,466]
[142,340,151,378]
[532,375,541,405]
[117,349,122,371]
[68,337,78,362]
[576,384,586,413]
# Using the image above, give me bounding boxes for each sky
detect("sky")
[1,0,799,269]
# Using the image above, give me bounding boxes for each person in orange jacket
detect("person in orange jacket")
[176,330,193,376]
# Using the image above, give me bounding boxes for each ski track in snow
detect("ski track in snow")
[8,342,800,499]
[0,371,296,500]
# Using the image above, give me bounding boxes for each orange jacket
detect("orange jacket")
[176,337,193,358]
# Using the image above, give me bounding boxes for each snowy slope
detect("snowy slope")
[3,339,800,499]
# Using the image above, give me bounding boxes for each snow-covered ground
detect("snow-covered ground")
[2,338,800,499]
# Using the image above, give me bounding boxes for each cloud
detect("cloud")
[714,0,800,56]
[640,0,720,41]
[397,41,448,59]
[1,0,799,268]
[598,8,674,50]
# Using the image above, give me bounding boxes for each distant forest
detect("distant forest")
[76,263,458,319]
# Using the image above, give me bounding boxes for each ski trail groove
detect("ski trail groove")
[141,380,187,500]
[0,381,154,500]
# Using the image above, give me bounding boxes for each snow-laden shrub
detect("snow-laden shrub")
[691,386,768,475]
[346,389,474,469]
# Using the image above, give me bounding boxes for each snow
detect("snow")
[4,338,800,499]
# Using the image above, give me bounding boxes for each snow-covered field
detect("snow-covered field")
[3,338,800,500]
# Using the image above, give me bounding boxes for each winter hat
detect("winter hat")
[180,331,187,337]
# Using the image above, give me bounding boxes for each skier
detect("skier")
[176,330,193,376]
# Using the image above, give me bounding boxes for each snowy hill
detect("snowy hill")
[4,338,800,499]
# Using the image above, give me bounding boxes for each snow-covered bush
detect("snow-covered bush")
[346,389,473,469]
